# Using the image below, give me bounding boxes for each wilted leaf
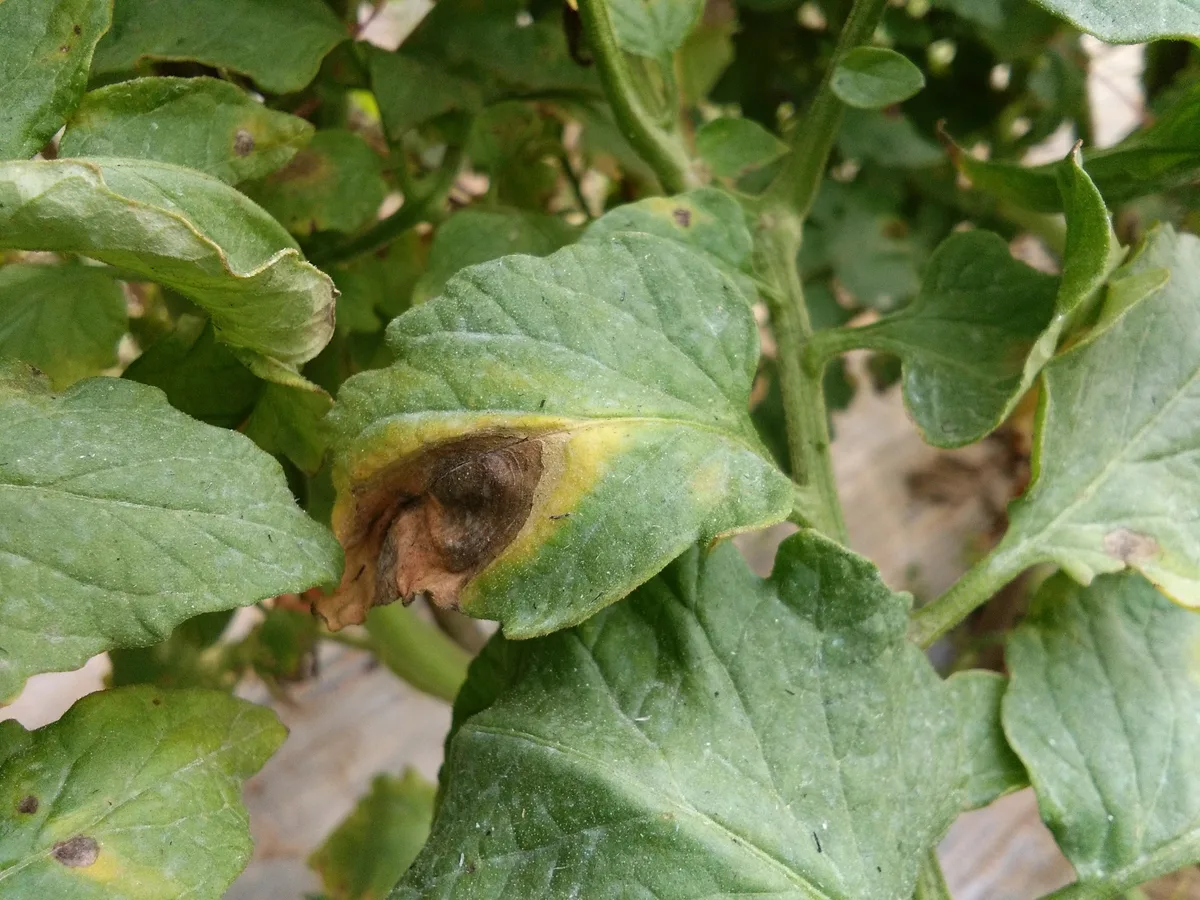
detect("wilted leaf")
[310,770,435,900]
[830,47,925,109]
[0,0,112,160]
[0,158,336,378]
[948,670,1028,811]
[244,130,387,237]
[395,532,965,899]
[608,0,704,60]
[323,233,791,636]
[0,686,284,898]
[60,77,314,185]
[1025,0,1200,42]
[1003,573,1200,893]
[0,263,126,389]
[695,117,788,178]
[0,366,342,699]
[92,0,346,94]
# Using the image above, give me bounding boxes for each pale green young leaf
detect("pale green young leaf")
[91,0,345,94]
[0,366,342,699]
[1003,573,1200,893]
[394,532,965,899]
[59,77,314,185]
[0,0,112,160]
[0,264,126,389]
[0,686,284,898]
[608,0,704,60]
[309,770,436,900]
[830,47,925,110]
[0,158,335,378]
[1028,0,1200,42]
[695,117,788,178]
[323,233,791,637]
[948,670,1028,811]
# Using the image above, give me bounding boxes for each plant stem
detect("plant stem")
[765,0,890,215]
[907,545,1027,648]
[914,850,953,900]
[576,0,698,194]
[364,603,471,703]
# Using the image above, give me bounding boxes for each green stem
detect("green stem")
[576,0,697,194]
[803,323,892,375]
[765,0,890,215]
[363,603,471,703]
[914,851,953,900]
[907,545,1027,648]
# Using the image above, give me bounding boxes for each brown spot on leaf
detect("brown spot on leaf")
[73,24,82,35]
[673,207,692,227]
[17,795,38,814]
[52,836,99,868]
[1104,528,1159,564]
[59,44,71,53]
[233,129,255,156]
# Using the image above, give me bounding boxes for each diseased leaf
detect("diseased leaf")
[0,158,336,378]
[395,532,965,899]
[310,770,436,900]
[0,686,284,898]
[91,0,346,94]
[608,0,704,60]
[1003,573,1200,893]
[830,47,925,110]
[0,366,342,699]
[985,224,1200,605]
[0,263,127,389]
[948,670,1028,811]
[1026,0,1200,42]
[244,130,387,237]
[695,117,788,179]
[243,382,331,474]
[59,77,314,185]
[0,0,112,160]
[322,233,791,636]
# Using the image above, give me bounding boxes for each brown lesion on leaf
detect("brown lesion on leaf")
[17,795,38,814]
[52,835,99,868]
[673,207,692,227]
[233,129,255,157]
[1103,527,1160,564]
[316,432,559,630]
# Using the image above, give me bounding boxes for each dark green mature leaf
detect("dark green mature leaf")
[107,610,239,690]
[949,670,1028,811]
[322,233,791,636]
[837,109,943,168]
[1027,0,1200,42]
[985,225,1200,605]
[368,49,483,140]
[310,770,435,900]
[395,532,965,899]
[831,47,925,110]
[608,0,704,59]
[0,366,342,699]
[59,77,314,185]
[0,686,284,898]
[957,82,1200,213]
[243,382,331,474]
[695,117,788,178]
[413,208,577,304]
[0,158,336,377]
[1003,573,1200,893]
[931,0,1059,57]
[0,263,126,389]
[0,0,112,160]
[91,0,346,94]
[244,130,387,237]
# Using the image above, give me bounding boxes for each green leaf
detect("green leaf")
[0,685,284,898]
[395,532,965,899]
[0,263,126,389]
[837,109,943,169]
[368,49,483,140]
[91,0,346,94]
[412,208,577,304]
[986,224,1200,605]
[695,117,789,178]
[243,130,387,237]
[956,82,1200,213]
[1025,0,1200,42]
[608,0,704,60]
[0,366,343,699]
[0,0,112,160]
[1003,572,1200,893]
[831,47,926,110]
[0,158,336,377]
[309,770,436,900]
[107,610,239,690]
[948,670,1028,811]
[321,233,791,636]
[59,77,314,185]
[243,382,331,474]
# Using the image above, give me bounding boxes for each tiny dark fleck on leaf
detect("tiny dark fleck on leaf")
[784,688,796,696]
[73,24,81,34]
[812,831,822,853]
[538,398,547,409]
[673,207,692,227]
[354,564,366,581]
[466,862,477,874]
[60,44,70,53]
[549,513,571,520]
[151,697,162,706]
[17,795,38,814]
[234,129,255,156]
[52,835,99,868]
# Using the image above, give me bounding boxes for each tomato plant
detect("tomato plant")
[4,0,1200,897]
